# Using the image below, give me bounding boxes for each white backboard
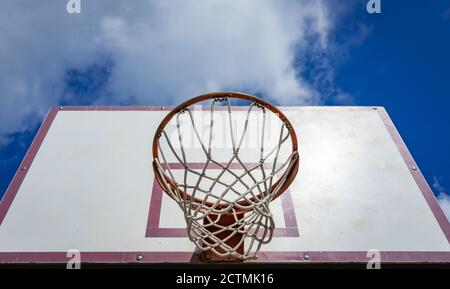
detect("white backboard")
[0,106,448,264]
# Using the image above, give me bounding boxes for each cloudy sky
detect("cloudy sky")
[0,1,449,219]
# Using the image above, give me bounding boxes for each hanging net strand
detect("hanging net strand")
[153,92,299,260]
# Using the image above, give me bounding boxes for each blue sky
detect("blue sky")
[332,1,450,215]
[0,1,449,217]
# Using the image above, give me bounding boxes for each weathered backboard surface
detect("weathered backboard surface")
[0,106,449,264]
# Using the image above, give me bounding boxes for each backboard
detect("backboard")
[0,105,449,264]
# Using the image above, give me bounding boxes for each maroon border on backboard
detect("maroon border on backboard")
[145,171,299,238]
[0,107,59,227]
[0,106,449,264]
[376,107,450,244]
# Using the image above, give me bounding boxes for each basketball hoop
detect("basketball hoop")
[152,92,299,261]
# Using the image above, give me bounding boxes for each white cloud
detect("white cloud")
[437,193,450,221]
[433,177,450,221]
[0,0,335,143]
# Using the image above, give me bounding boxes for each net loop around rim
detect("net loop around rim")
[152,92,299,260]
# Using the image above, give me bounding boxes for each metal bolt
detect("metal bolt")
[372,107,378,110]
[59,106,64,110]
[411,166,418,171]
[303,254,310,261]
[160,106,165,110]
[136,255,143,261]
[21,166,27,171]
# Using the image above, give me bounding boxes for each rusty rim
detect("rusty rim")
[152,92,299,212]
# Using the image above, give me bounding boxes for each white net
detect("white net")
[153,96,297,260]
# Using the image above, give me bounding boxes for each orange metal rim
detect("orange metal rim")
[152,91,299,212]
